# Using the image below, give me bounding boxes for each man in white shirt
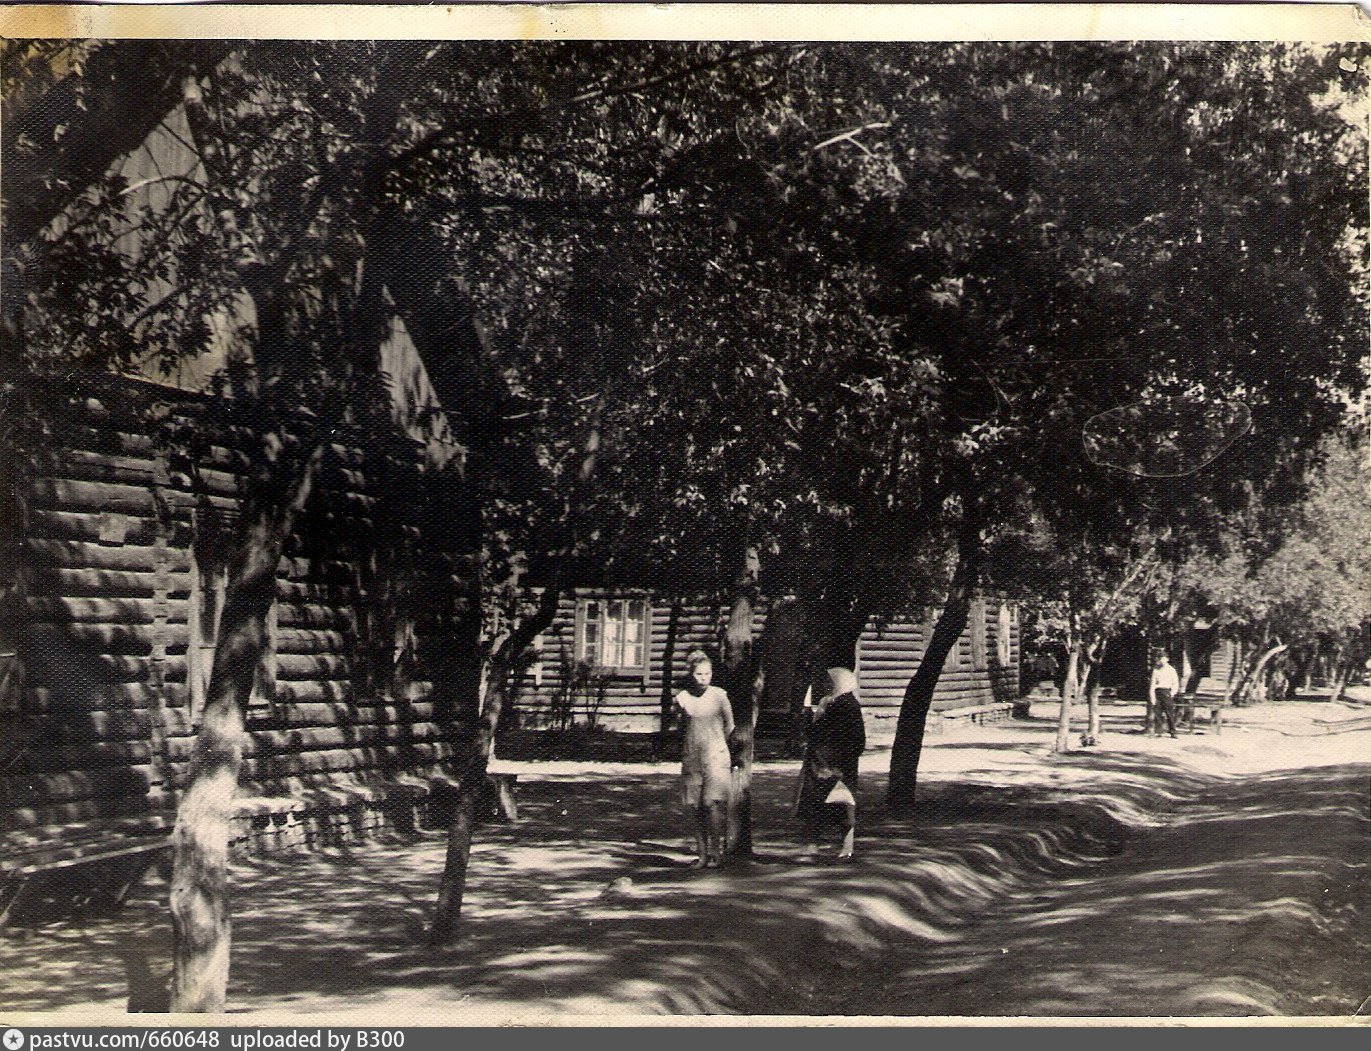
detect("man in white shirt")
[1150,651,1181,738]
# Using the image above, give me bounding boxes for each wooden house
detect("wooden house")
[0,373,471,921]
[503,590,1021,750]
[1,82,479,916]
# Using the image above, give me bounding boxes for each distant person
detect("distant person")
[1150,651,1180,738]
[1036,650,1060,693]
[673,650,735,868]
[794,667,865,861]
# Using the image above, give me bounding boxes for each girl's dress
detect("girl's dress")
[675,685,735,806]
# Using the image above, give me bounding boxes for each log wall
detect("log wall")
[510,592,1020,741]
[1,380,460,852]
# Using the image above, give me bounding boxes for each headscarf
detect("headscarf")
[826,667,859,700]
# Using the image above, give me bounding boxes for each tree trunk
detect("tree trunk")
[1231,625,1275,706]
[722,546,761,860]
[169,445,324,1012]
[888,521,982,808]
[1179,630,1193,697]
[1327,641,1350,704]
[1084,642,1105,745]
[654,598,683,758]
[1054,640,1081,753]
[428,586,559,945]
[429,383,602,941]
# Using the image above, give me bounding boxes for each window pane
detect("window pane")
[603,614,623,666]
[622,603,641,668]
[582,601,599,662]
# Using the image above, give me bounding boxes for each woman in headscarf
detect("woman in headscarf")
[794,666,865,860]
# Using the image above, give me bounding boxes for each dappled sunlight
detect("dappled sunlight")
[2,715,1366,1019]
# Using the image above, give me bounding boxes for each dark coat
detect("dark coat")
[794,692,865,822]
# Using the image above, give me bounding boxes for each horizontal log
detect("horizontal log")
[26,566,159,598]
[277,580,344,604]
[27,478,157,514]
[27,622,190,657]
[26,538,192,574]
[24,682,187,712]
[273,681,356,705]
[239,741,450,780]
[24,652,186,691]
[275,628,350,655]
[2,788,172,829]
[10,740,157,773]
[276,653,352,681]
[0,763,159,806]
[25,508,162,545]
[164,465,240,499]
[278,557,356,580]
[245,722,447,755]
[28,708,158,741]
[311,491,377,514]
[275,603,355,630]
[25,596,191,626]
[268,700,437,727]
[34,448,157,484]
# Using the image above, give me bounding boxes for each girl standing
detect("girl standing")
[673,650,735,868]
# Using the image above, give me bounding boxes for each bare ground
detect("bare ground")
[2,697,1367,1022]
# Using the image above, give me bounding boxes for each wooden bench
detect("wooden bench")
[0,816,172,927]
[942,702,1016,726]
[1175,692,1228,734]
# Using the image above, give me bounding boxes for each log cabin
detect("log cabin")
[0,371,472,923]
[499,589,1021,754]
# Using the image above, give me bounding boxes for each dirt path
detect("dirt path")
[2,701,1367,1021]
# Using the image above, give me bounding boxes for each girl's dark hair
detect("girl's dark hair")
[685,649,712,671]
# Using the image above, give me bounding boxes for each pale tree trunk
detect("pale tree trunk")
[1084,639,1106,745]
[1231,624,1273,706]
[888,518,983,808]
[168,63,403,998]
[1327,640,1351,704]
[169,444,325,1012]
[722,545,762,861]
[1054,637,1082,754]
[1239,641,1287,705]
[1179,631,1193,697]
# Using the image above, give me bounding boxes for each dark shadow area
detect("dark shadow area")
[0,754,1365,1017]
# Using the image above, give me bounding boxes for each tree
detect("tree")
[675,41,1368,805]
[1173,429,1371,705]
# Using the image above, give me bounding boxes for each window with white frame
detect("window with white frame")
[996,602,1014,666]
[575,596,650,675]
[970,597,988,671]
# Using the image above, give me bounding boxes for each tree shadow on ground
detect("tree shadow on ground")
[0,756,1365,1018]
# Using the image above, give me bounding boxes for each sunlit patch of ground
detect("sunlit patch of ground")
[1,699,1366,1020]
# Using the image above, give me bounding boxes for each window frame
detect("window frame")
[573,593,652,683]
[970,596,988,672]
[996,602,1014,666]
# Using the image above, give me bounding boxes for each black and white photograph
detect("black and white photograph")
[0,3,1368,1024]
